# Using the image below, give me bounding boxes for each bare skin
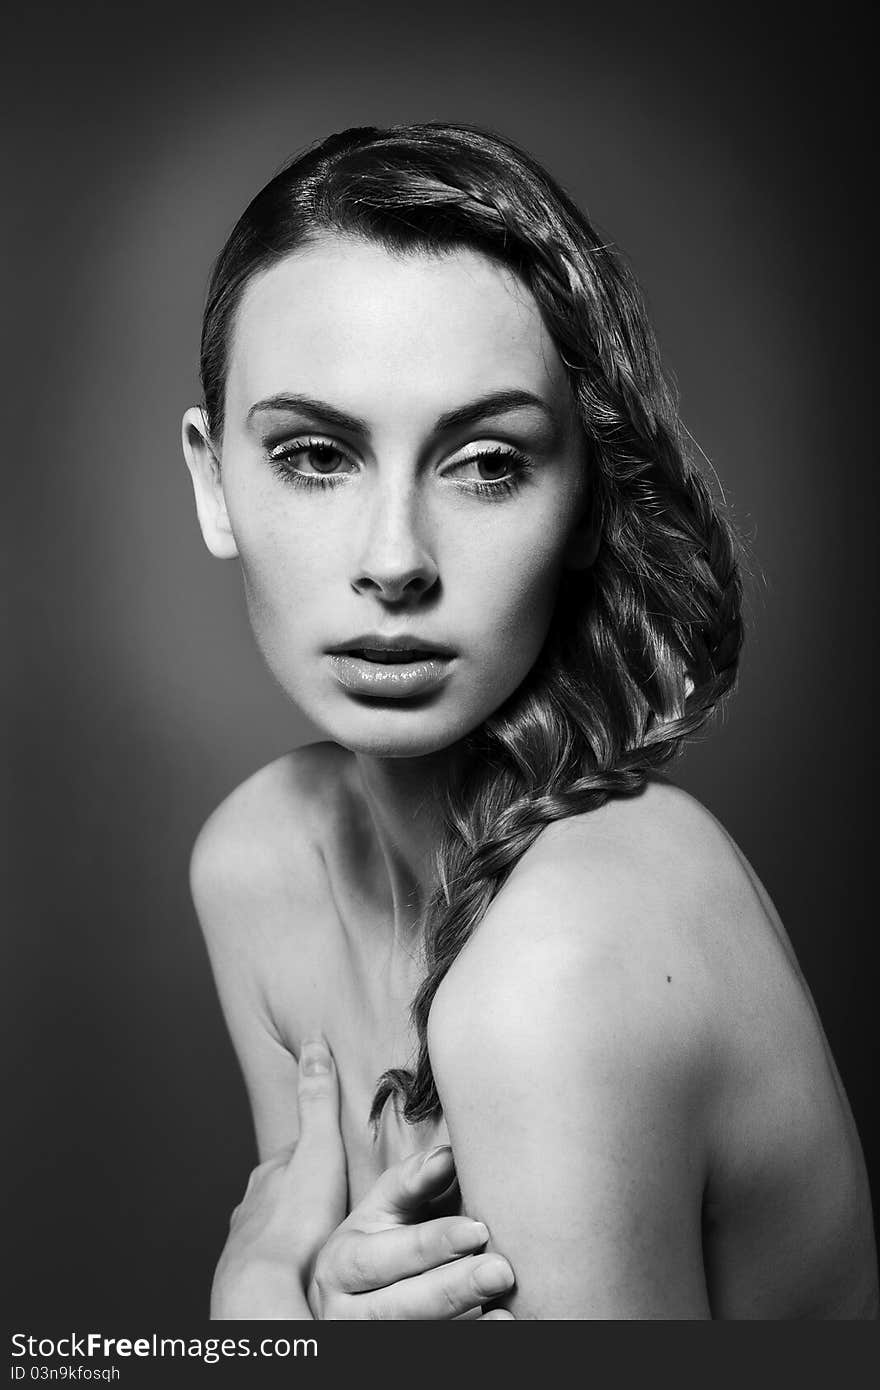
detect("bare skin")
[183,234,877,1317]
[192,744,878,1319]
[210,1037,515,1320]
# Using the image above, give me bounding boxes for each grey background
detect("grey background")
[5,2,876,1318]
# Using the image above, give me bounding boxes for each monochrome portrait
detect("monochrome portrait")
[6,0,877,1335]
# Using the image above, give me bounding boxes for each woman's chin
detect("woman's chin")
[305,703,479,760]
[331,730,471,761]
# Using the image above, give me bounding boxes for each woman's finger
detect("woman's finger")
[480,1308,515,1320]
[362,1252,515,1320]
[349,1144,457,1227]
[334,1215,491,1292]
[287,1035,347,1232]
[295,1037,341,1147]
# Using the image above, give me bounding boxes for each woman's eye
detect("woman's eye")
[471,455,515,480]
[266,438,531,497]
[447,448,530,490]
[266,437,359,489]
[278,439,353,474]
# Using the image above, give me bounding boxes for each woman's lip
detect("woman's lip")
[341,647,444,663]
[327,637,455,657]
[327,652,453,698]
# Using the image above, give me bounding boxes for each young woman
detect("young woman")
[182,123,877,1319]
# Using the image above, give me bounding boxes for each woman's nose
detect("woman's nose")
[351,490,438,601]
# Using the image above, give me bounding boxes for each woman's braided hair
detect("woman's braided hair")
[199,122,744,1124]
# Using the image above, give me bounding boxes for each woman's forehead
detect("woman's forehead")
[225,236,572,432]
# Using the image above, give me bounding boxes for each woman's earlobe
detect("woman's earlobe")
[181,407,239,559]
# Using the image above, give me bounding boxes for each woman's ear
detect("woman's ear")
[181,407,238,559]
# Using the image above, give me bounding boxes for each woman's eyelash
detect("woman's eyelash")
[264,438,533,498]
[266,437,352,490]
[448,445,532,500]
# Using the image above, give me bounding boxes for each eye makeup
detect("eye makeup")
[264,435,535,501]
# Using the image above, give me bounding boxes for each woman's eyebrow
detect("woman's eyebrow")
[246,388,560,435]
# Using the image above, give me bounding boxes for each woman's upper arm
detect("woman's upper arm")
[428,867,714,1319]
[189,797,304,1161]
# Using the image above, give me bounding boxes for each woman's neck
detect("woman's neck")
[354,746,464,936]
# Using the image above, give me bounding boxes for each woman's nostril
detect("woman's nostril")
[353,556,439,599]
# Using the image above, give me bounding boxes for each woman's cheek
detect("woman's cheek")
[235,533,325,678]
[474,534,564,643]
[457,550,562,707]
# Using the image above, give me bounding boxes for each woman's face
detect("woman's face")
[184,234,594,757]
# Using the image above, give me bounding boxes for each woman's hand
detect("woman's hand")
[212,1036,515,1319]
[210,1038,347,1319]
[308,1144,516,1320]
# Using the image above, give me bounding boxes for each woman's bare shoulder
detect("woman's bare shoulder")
[189,740,354,942]
[430,776,816,1110]
[438,779,769,1001]
[524,776,768,923]
[431,781,724,1073]
[187,743,357,1155]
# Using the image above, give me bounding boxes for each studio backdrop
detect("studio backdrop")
[5,1,876,1319]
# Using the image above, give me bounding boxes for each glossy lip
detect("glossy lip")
[327,650,454,700]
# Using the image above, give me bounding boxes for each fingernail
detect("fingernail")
[300,1039,331,1075]
[448,1219,489,1253]
[473,1257,514,1297]
[419,1143,453,1170]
